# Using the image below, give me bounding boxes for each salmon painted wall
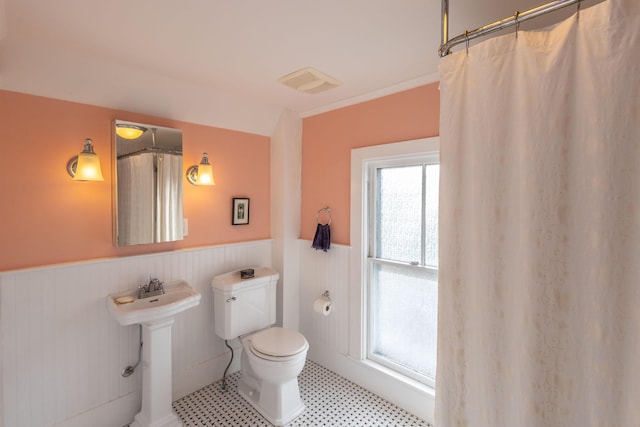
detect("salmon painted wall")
[301,83,440,245]
[0,90,271,271]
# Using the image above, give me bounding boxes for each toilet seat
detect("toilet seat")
[249,327,308,361]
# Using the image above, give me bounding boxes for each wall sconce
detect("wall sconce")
[115,123,147,140]
[186,152,215,186]
[66,138,104,181]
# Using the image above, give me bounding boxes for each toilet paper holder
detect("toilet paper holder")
[314,290,333,316]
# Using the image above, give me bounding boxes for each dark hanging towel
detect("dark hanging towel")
[311,223,331,252]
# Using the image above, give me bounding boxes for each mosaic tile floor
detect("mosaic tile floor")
[172,359,432,426]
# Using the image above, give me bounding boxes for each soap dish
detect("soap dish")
[116,295,135,305]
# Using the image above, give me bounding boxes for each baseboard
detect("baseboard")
[307,347,435,424]
[54,347,243,427]
[54,392,140,427]
[173,344,242,401]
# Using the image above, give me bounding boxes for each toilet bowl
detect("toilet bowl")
[237,327,309,426]
[211,268,309,426]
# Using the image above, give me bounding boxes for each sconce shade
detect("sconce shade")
[186,152,215,186]
[115,124,147,140]
[67,138,104,181]
[197,162,214,185]
[75,152,104,181]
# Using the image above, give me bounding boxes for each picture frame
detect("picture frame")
[232,198,250,225]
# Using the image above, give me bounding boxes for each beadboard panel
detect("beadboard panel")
[0,240,272,427]
[299,241,350,358]
[298,240,433,423]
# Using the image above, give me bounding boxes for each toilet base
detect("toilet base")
[238,375,305,426]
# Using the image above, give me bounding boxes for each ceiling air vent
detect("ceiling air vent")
[278,67,341,94]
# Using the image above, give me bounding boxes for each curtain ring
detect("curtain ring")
[514,11,520,39]
[577,0,581,21]
[465,30,470,55]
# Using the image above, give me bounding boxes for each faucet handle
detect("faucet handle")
[149,277,160,291]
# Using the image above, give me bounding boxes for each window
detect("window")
[367,160,439,386]
[350,137,439,392]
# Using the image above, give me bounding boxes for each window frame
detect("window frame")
[349,137,440,392]
[366,157,439,387]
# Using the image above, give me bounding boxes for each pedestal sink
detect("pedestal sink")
[108,280,201,427]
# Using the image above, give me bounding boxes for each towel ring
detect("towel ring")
[316,207,332,225]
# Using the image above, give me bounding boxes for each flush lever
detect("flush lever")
[226,296,237,303]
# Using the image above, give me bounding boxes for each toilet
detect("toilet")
[211,267,309,426]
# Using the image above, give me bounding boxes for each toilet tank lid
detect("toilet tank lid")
[211,267,279,291]
[251,327,308,357]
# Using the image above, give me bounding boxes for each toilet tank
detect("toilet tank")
[211,267,279,340]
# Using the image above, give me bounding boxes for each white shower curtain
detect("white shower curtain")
[156,153,184,242]
[117,152,183,245]
[436,0,640,426]
[117,153,155,246]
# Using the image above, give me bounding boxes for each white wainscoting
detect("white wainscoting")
[299,240,350,357]
[299,240,434,423]
[0,240,272,427]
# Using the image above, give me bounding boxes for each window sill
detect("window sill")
[358,358,436,398]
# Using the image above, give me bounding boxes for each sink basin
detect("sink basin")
[108,280,201,326]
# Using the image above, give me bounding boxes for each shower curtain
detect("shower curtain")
[117,152,155,246]
[117,152,183,245]
[156,153,184,242]
[436,0,640,426]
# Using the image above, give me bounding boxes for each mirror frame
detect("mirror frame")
[112,119,184,247]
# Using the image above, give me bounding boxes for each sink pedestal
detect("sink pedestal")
[131,318,182,427]
[107,280,201,427]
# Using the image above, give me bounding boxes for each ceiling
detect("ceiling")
[0,0,599,136]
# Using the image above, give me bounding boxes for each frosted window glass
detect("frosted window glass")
[424,164,439,267]
[376,166,422,263]
[367,157,439,385]
[370,262,438,380]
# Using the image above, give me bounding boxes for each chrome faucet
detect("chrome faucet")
[149,277,161,291]
[138,275,165,299]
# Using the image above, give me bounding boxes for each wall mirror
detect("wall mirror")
[113,119,184,247]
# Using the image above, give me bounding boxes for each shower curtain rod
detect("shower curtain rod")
[439,0,582,57]
[117,147,182,160]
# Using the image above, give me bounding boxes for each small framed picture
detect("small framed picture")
[232,198,250,225]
